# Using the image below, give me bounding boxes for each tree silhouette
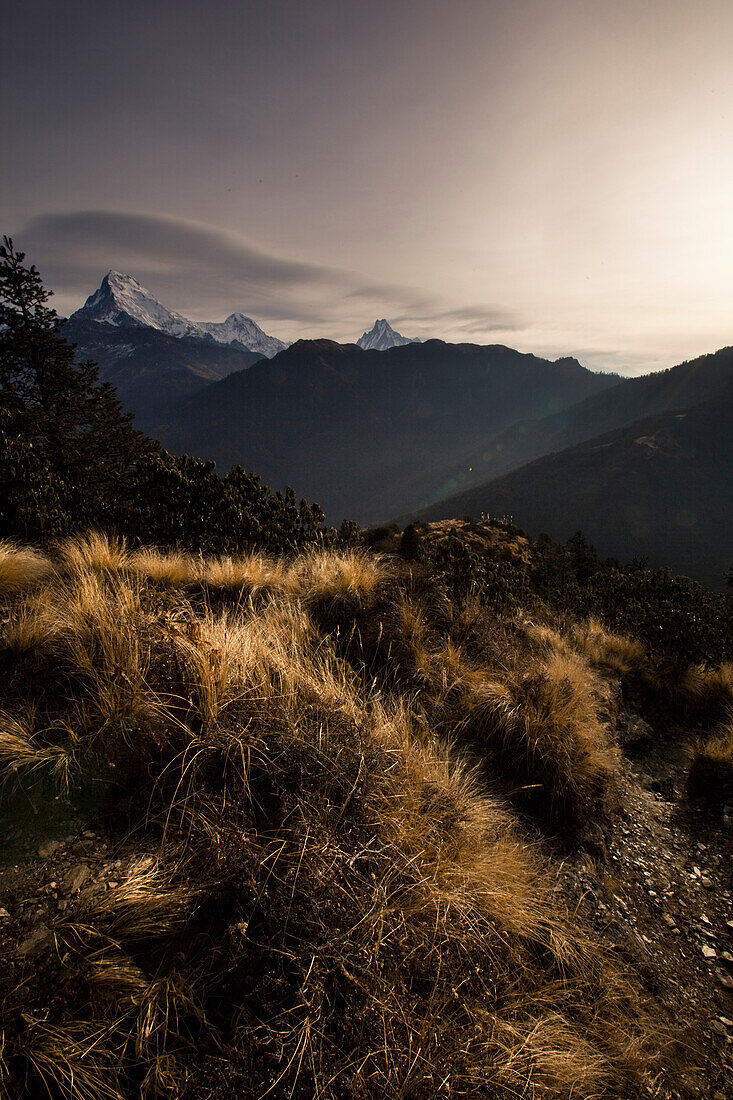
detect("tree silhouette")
[0,236,145,537]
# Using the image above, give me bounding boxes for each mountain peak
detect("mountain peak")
[197,313,287,357]
[105,269,135,283]
[71,274,286,357]
[357,319,420,351]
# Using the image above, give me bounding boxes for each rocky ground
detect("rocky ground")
[561,711,732,1099]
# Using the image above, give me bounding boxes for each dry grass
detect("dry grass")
[291,547,389,605]
[0,712,72,791]
[571,617,647,676]
[525,616,647,680]
[56,530,130,574]
[687,712,733,805]
[354,598,621,833]
[199,550,295,595]
[0,536,651,1097]
[128,547,198,587]
[47,570,155,729]
[21,1020,126,1100]
[0,594,52,653]
[0,541,53,593]
[678,662,733,716]
[455,649,620,829]
[70,857,199,942]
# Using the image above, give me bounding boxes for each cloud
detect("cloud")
[14,209,527,344]
[413,304,524,336]
[343,286,525,338]
[15,210,342,321]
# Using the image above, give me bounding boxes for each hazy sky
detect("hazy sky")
[6,0,733,374]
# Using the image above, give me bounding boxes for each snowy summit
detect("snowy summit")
[72,272,287,358]
[356,319,420,351]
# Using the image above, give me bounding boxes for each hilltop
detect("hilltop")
[0,525,731,1098]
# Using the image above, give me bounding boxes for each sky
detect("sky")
[5,0,733,375]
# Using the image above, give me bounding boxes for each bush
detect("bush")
[424,533,531,612]
[120,449,331,556]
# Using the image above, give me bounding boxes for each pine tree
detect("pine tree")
[0,237,334,551]
[0,237,147,537]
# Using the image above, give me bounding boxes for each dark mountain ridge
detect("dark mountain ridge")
[411,377,733,588]
[153,337,619,523]
[457,345,733,486]
[62,318,264,423]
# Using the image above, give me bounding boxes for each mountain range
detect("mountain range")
[62,317,265,422]
[409,347,733,588]
[63,272,285,418]
[71,271,288,357]
[152,339,618,524]
[59,271,733,586]
[65,274,421,418]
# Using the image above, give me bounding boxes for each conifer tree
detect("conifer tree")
[0,237,146,537]
[0,238,334,551]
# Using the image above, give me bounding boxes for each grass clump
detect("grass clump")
[199,550,295,596]
[56,530,130,575]
[128,547,198,587]
[344,595,621,837]
[570,616,647,677]
[455,648,620,830]
[686,713,733,806]
[291,547,389,606]
[0,712,72,792]
[0,541,53,593]
[678,662,733,718]
[0,536,652,1098]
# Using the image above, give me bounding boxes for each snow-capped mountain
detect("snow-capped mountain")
[196,313,286,358]
[73,271,197,337]
[357,319,420,351]
[71,272,287,358]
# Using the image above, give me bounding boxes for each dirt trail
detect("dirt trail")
[561,717,733,1099]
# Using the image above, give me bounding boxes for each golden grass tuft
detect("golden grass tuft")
[455,649,619,828]
[291,547,389,605]
[22,1019,125,1100]
[678,662,733,716]
[70,857,199,943]
[199,549,296,594]
[572,616,647,675]
[0,594,51,653]
[526,616,647,679]
[0,541,53,593]
[366,599,621,832]
[128,547,198,587]
[0,712,72,791]
[56,530,129,575]
[51,571,152,724]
